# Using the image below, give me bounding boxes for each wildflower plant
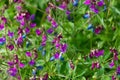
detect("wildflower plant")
[0,0,120,80]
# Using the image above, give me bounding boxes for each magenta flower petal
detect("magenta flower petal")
[0,24,4,31]
[29,60,35,66]
[19,62,25,68]
[97,1,104,7]
[109,60,114,68]
[26,51,32,57]
[8,30,14,38]
[36,28,41,36]
[84,0,91,5]
[30,23,36,28]
[54,52,60,59]
[60,43,67,53]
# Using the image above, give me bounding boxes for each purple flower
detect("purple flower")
[97,1,104,7]
[46,7,50,14]
[30,14,35,21]
[0,24,4,31]
[1,17,7,24]
[51,19,58,28]
[94,49,104,57]
[59,2,67,10]
[60,43,67,53]
[47,15,52,22]
[20,20,25,27]
[7,44,14,51]
[113,52,118,61]
[90,5,99,13]
[55,40,60,49]
[41,34,47,46]
[8,67,17,76]
[66,10,71,15]
[26,51,32,57]
[16,5,22,11]
[17,36,23,45]
[43,73,48,80]
[47,28,54,34]
[19,62,25,68]
[29,59,35,66]
[94,26,103,34]
[14,54,19,64]
[84,0,91,5]
[109,60,114,68]
[0,37,6,45]
[112,75,116,80]
[8,30,14,38]
[89,49,104,58]
[25,12,30,20]
[17,27,23,35]
[7,61,14,66]
[30,23,36,28]
[116,66,120,75]
[54,52,60,59]
[36,28,41,36]
[91,62,100,69]
[25,27,30,34]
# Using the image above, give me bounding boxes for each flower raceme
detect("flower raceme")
[84,0,105,13]
[89,49,104,58]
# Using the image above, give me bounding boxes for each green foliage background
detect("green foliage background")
[0,0,120,80]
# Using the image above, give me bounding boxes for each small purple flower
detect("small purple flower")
[14,54,19,64]
[112,75,116,80]
[29,59,35,66]
[109,60,114,68]
[59,2,67,10]
[54,52,60,59]
[47,28,54,34]
[7,61,14,66]
[26,51,32,57]
[116,66,120,75]
[30,14,35,21]
[97,1,104,7]
[66,10,71,15]
[91,62,100,69]
[0,24,4,31]
[84,0,91,5]
[43,73,48,80]
[17,36,23,45]
[0,37,6,45]
[60,43,67,53]
[42,34,47,43]
[17,27,23,35]
[16,5,22,11]
[47,15,52,22]
[46,7,50,14]
[7,44,14,51]
[51,19,58,28]
[94,49,104,57]
[8,30,14,38]
[8,67,17,76]
[55,40,60,49]
[30,23,36,28]
[90,5,99,13]
[113,52,118,61]
[25,27,30,34]
[19,62,25,68]
[94,26,103,34]
[1,17,7,24]
[36,28,41,36]
[25,12,31,20]
[20,20,25,27]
